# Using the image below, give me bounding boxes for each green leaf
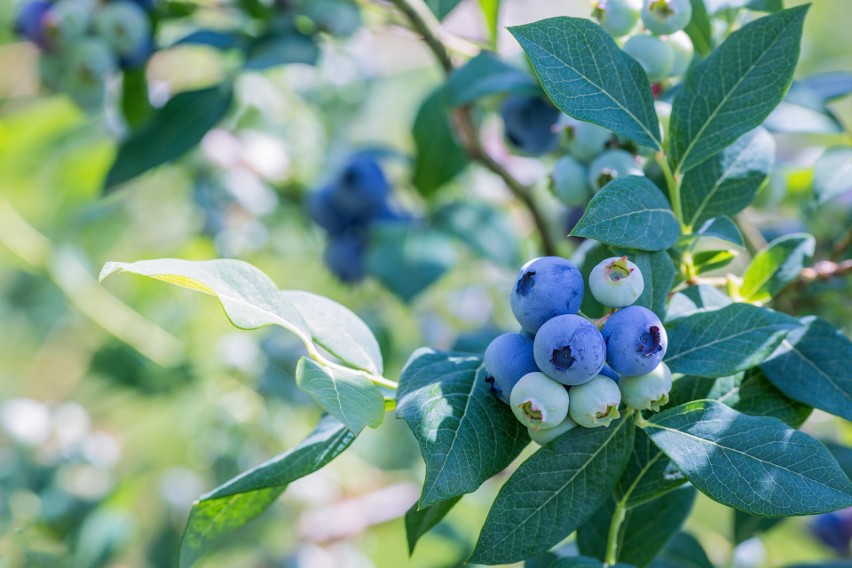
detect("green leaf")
[470,417,634,565]
[733,510,783,545]
[681,128,774,230]
[295,358,385,433]
[740,233,815,303]
[477,0,500,44]
[664,303,800,377]
[433,201,520,267]
[765,83,844,134]
[692,250,736,275]
[571,177,680,251]
[615,428,687,508]
[579,486,697,567]
[668,375,715,408]
[800,71,852,101]
[761,317,852,422]
[550,558,635,568]
[648,532,713,568]
[813,146,852,204]
[669,6,807,173]
[395,349,529,507]
[173,29,246,50]
[99,258,385,377]
[412,87,470,196]
[666,284,732,321]
[425,0,462,19]
[104,85,233,191]
[646,400,852,516]
[367,224,458,302]
[244,32,319,69]
[634,251,676,319]
[694,216,745,248]
[684,0,713,57]
[723,368,812,428]
[747,0,783,12]
[446,51,538,106]
[508,17,661,149]
[405,496,461,554]
[179,415,355,567]
[120,67,154,130]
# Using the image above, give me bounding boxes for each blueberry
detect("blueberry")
[601,305,668,376]
[551,156,590,207]
[94,0,152,58]
[619,362,672,411]
[14,0,52,49]
[599,364,620,383]
[623,34,675,83]
[663,30,694,77]
[329,155,391,221]
[568,376,621,428]
[500,95,560,156]
[324,231,367,283]
[510,256,584,334]
[307,185,355,234]
[64,38,116,109]
[641,0,692,35]
[589,256,645,308]
[483,333,540,404]
[509,372,570,431]
[528,416,578,445]
[533,314,606,385]
[119,34,154,70]
[592,0,641,37]
[810,508,852,556]
[564,119,612,163]
[42,0,93,49]
[587,149,644,191]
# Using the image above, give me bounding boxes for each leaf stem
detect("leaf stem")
[385,0,557,256]
[605,499,627,565]
[656,153,683,227]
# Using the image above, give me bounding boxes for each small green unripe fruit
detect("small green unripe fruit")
[551,155,590,207]
[641,0,692,35]
[592,0,641,38]
[43,0,94,48]
[623,34,674,83]
[510,372,570,431]
[64,38,115,109]
[564,119,612,163]
[528,416,578,445]
[587,149,643,191]
[94,0,151,57]
[568,376,621,428]
[590,256,645,308]
[620,362,673,411]
[663,30,694,77]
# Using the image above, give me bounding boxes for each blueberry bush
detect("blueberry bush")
[4,0,852,566]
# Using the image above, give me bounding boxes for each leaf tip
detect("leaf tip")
[98,261,126,283]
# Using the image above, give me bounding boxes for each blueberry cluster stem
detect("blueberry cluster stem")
[386,0,558,257]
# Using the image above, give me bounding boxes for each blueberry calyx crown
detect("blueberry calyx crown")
[519,401,542,421]
[550,345,577,370]
[649,0,675,15]
[516,270,536,296]
[606,256,633,282]
[639,326,663,357]
[597,169,616,188]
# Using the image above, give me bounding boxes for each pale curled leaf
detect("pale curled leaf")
[296,358,385,433]
[740,233,815,303]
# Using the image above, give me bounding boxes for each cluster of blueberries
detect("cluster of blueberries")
[484,255,671,444]
[14,0,153,109]
[306,154,409,283]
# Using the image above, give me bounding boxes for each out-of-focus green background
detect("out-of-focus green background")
[0,0,850,566]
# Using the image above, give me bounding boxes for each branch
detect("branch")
[799,259,852,282]
[385,0,558,256]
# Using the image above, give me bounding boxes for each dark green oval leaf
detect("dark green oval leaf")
[722,368,812,428]
[616,428,687,508]
[649,532,713,568]
[446,51,538,106]
[412,87,470,196]
[634,251,676,320]
[405,496,461,554]
[647,400,852,516]
[508,17,661,149]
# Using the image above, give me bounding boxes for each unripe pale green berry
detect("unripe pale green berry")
[94,0,151,57]
[568,376,621,428]
[551,155,590,207]
[38,53,66,91]
[641,0,692,35]
[663,31,694,77]
[590,256,645,308]
[43,0,94,48]
[528,416,578,445]
[619,361,673,411]
[592,0,641,38]
[655,100,672,142]
[64,38,115,109]
[564,119,612,163]
[623,34,674,83]
[510,372,570,431]
[587,149,643,191]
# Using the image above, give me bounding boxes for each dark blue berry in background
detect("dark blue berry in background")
[500,95,560,156]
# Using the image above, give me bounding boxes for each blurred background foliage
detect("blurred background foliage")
[0,0,850,566]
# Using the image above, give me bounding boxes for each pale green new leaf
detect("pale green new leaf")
[740,233,815,303]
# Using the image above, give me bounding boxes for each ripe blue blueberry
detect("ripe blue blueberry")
[641,0,692,35]
[533,314,606,385]
[528,416,577,445]
[307,185,354,234]
[509,372,570,431]
[601,305,668,376]
[809,509,852,556]
[599,364,620,383]
[590,256,645,308]
[568,376,621,428]
[329,155,391,221]
[500,95,560,156]
[587,149,643,191]
[592,0,641,37]
[623,34,674,83]
[619,362,672,411]
[119,34,153,70]
[94,0,152,58]
[483,333,540,404]
[663,31,694,77]
[510,256,584,334]
[551,156,590,207]
[564,119,612,163]
[14,0,52,49]
[324,231,367,283]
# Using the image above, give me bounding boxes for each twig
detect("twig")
[799,259,852,282]
[385,0,558,256]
